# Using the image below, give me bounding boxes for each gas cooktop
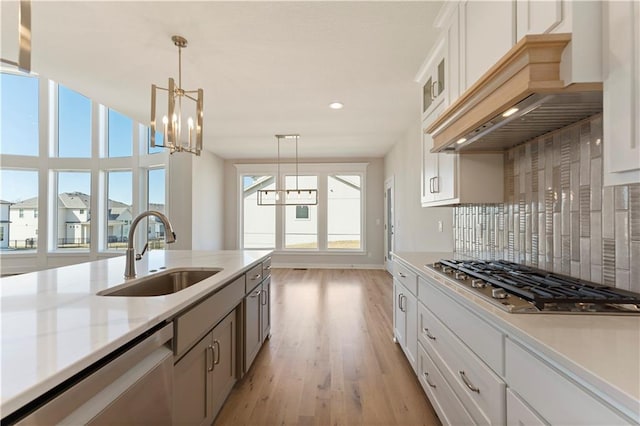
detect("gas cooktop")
[426,259,640,315]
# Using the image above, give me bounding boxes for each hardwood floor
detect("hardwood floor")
[214,268,441,426]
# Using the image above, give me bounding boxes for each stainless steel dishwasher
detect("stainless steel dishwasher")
[15,324,173,425]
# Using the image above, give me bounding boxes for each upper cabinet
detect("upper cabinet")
[416,3,461,123]
[602,0,640,186]
[516,0,563,40]
[459,0,516,92]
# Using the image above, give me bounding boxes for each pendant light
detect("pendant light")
[0,0,31,73]
[150,35,203,156]
[257,134,318,206]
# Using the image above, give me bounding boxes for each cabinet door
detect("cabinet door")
[460,0,516,90]
[393,280,406,347]
[421,130,439,205]
[516,0,563,39]
[404,291,418,372]
[261,277,271,340]
[210,312,237,419]
[603,0,640,185]
[434,152,457,202]
[244,284,262,371]
[173,334,213,426]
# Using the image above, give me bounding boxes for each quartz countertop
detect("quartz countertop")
[0,249,272,418]
[392,251,640,422]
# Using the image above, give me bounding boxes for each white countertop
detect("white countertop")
[0,249,272,418]
[392,252,640,421]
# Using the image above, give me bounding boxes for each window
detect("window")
[295,205,309,219]
[148,168,166,249]
[238,164,366,253]
[57,172,91,249]
[242,175,275,248]
[284,175,317,249]
[148,128,165,154]
[328,175,361,249]
[58,85,91,157]
[107,171,132,249]
[0,169,38,250]
[0,73,39,156]
[108,109,133,157]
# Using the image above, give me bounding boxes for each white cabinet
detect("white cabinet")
[421,107,504,207]
[516,0,563,39]
[505,338,630,425]
[603,0,640,186]
[392,260,418,372]
[506,389,546,426]
[416,3,460,123]
[459,0,516,91]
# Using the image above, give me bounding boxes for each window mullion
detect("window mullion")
[318,172,328,250]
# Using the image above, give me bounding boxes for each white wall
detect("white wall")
[223,158,385,268]
[192,150,225,250]
[384,120,454,252]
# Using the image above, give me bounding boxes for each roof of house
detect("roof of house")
[11,197,38,209]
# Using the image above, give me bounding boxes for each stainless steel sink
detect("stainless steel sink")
[98,268,222,297]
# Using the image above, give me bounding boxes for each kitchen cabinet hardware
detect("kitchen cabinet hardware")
[207,345,215,372]
[252,273,262,280]
[250,289,262,298]
[459,370,480,393]
[423,372,437,388]
[213,340,221,365]
[398,272,407,278]
[423,327,436,340]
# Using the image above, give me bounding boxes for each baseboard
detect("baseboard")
[271,262,385,270]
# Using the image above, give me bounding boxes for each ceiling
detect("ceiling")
[1,1,443,159]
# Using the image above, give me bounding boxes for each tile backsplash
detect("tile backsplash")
[453,114,640,292]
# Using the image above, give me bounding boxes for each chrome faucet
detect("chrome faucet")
[125,211,176,278]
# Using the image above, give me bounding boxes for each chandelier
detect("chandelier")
[257,134,318,206]
[0,0,31,73]
[150,35,203,155]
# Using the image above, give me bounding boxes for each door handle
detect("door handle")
[459,370,480,393]
[433,176,439,193]
[423,372,437,388]
[250,290,262,298]
[261,288,268,305]
[423,328,436,340]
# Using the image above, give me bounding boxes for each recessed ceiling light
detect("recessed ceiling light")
[456,138,467,145]
[329,102,344,110]
[502,107,519,117]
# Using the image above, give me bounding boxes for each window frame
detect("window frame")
[235,162,367,254]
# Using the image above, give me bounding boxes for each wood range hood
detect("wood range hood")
[427,33,603,153]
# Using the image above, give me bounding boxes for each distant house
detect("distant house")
[0,200,11,249]
[9,196,38,247]
[57,192,91,245]
[107,200,132,242]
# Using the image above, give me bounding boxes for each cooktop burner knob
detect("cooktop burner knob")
[442,267,452,274]
[455,271,467,280]
[491,288,508,299]
[471,279,486,288]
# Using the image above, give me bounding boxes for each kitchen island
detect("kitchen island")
[0,249,272,422]
[393,251,640,424]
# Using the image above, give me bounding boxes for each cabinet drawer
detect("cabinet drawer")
[418,343,475,426]
[393,260,418,296]
[174,276,245,358]
[420,304,506,425]
[419,276,504,374]
[506,388,547,426]
[262,257,272,279]
[245,263,264,293]
[505,339,630,425]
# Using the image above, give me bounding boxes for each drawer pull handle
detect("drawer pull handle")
[206,345,214,372]
[423,372,437,388]
[398,272,407,278]
[423,328,436,340]
[251,290,262,298]
[265,265,272,270]
[459,370,480,393]
[213,340,221,365]
[253,273,262,280]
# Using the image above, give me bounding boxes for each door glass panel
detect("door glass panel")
[243,175,275,248]
[437,58,445,97]
[423,77,433,113]
[284,175,317,249]
[328,175,361,249]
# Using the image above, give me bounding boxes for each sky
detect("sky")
[0,73,165,205]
